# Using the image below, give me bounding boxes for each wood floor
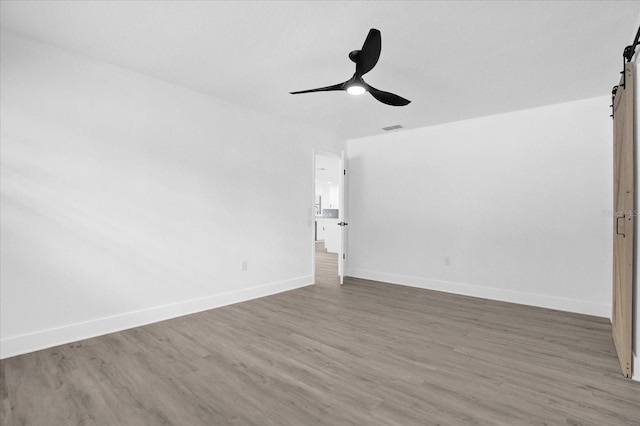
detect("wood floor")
[1,242,639,425]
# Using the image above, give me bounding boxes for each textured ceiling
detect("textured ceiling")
[1,1,639,139]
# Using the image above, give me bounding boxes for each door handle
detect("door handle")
[337,222,348,226]
[616,216,626,237]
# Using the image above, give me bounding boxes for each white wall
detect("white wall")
[0,32,344,358]
[315,182,340,210]
[347,97,612,318]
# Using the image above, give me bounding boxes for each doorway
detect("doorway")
[314,152,341,286]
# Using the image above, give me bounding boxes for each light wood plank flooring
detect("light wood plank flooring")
[315,240,340,287]
[1,244,639,425]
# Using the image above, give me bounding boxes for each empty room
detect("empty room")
[2,1,640,425]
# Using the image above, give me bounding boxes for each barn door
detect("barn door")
[612,61,634,378]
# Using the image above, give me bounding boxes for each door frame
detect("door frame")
[311,148,343,284]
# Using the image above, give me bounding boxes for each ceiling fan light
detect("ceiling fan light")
[346,84,366,96]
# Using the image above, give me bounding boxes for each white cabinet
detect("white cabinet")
[316,218,340,253]
[316,220,326,241]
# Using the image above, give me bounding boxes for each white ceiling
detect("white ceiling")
[1,1,639,140]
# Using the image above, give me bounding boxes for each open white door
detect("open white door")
[338,150,347,284]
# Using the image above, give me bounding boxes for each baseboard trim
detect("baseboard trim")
[346,268,610,318]
[0,275,312,359]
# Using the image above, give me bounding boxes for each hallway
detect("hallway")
[315,241,339,287]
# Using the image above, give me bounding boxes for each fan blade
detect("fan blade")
[290,82,345,94]
[366,84,411,106]
[356,29,382,76]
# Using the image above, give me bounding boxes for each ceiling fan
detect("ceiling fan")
[290,28,411,106]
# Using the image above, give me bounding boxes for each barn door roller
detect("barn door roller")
[611,25,640,118]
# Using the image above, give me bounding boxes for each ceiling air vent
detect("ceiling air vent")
[382,124,403,131]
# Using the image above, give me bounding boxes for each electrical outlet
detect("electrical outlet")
[444,256,451,266]
[241,260,248,271]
